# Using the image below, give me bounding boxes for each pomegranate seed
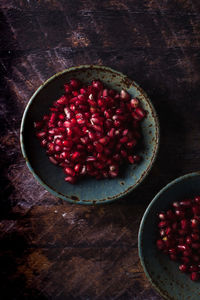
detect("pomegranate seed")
[181,219,189,230]
[71,152,81,161]
[173,202,180,208]
[175,210,185,218]
[179,264,188,272]
[34,121,43,129]
[192,233,199,241]
[158,221,169,228]
[190,272,199,281]
[65,176,76,184]
[186,236,192,245]
[64,84,72,93]
[182,256,190,264]
[192,206,200,215]
[170,254,178,261]
[120,89,130,101]
[70,79,80,89]
[191,243,200,249]
[130,98,139,108]
[191,219,199,228]
[195,196,200,204]
[156,239,165,250]
[64,167,75,177]
[158,213,166,220]
[36,131,46,138]
[93,142,103,153]
[49,156,58,165]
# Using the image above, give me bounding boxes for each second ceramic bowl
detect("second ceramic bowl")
[138,172,200,300]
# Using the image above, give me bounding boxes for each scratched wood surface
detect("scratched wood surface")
[1,0,200,299]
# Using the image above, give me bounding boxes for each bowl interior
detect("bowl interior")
[21,65,159,204]
[139,172,200,300]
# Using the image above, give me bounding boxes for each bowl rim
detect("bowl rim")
[138,171,200,300]
[20,64,160,204]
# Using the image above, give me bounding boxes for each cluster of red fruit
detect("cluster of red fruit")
[157,196,200,281]
[34,79,146,183]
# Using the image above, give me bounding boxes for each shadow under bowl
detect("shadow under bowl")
[20,65,159,204]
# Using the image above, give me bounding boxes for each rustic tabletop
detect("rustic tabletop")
[1,0,200,299]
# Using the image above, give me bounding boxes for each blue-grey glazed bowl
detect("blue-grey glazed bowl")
[20,65,159,204]
[138,172,200,300]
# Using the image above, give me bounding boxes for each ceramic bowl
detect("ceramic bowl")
[138,172,200,300]
[20,65,159,204]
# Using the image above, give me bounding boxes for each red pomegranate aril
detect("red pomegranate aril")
[92,80,103,90]
[183,249,193,257]
[86,156,96,162]
[177,244,188,251]
[71,152,81,161]
[74,163,82,173]
[65,176,76,184]
[170,254,178,261]
[120,89,130,101]
[193,255,200,262]
[99,136,109,145]
[190,272,200,281]
[36,131,46,138]
[80,165,86,175]
[64,167,75,177]
[130,98,139,108]
[169,248,177,255]
[189,265,199,272]
[128,155,135,164]
[109,170,118,178]
[34,121,43,129]
[191,243,200,249]
[126,140,137,149]
[165,227,172,235]
[64,84,72,93]
[159,213,166,220]
[186,236,192,245]
[158,221,169,228]
[49,156,58,165]
[181,219,189,230]
[70,79,80,89]
[192,206,200,215]
[156,239,165,250]
[160,229,165,237]
[182,256,190,264]
[93,142,103,153]
[179,264,188,272]
[195,196,200,204]
[62,140,73,148]
[175,210,185,218]
[60,152,69,159]
[173,202,180,208]
[192,233,199,241]
[40,139,47,147]
[133,155,141,162]
[191,219,199,228]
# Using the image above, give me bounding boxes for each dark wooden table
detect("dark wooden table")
[1,1,200,299]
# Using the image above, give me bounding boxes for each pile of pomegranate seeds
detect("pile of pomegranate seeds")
[156,196,200,281]
[34,79,146,183]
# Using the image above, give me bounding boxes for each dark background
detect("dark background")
[1,0,200,299]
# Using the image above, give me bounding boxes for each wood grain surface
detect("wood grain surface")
[1,0,200,299]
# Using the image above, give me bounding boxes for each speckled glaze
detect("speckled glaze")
[138,172,200,300]
[20,65,159,204]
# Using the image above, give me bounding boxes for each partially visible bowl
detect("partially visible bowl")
[138,172,200,300]
[20,65,159,204]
